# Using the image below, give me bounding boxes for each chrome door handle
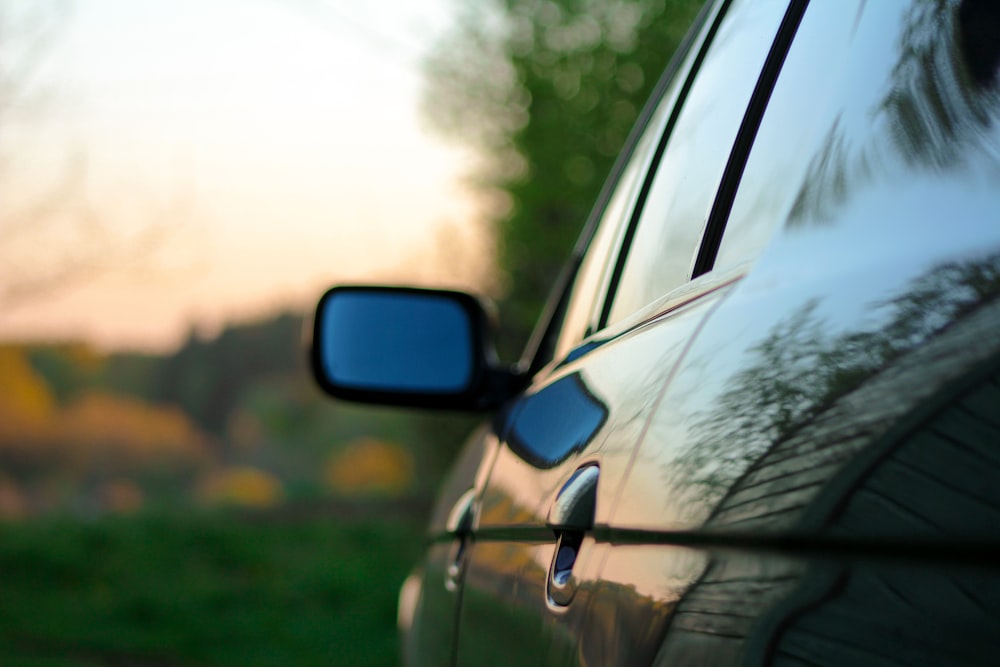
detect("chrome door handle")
[546,465,599,606]
[547,465,599,532]
[445,489,476,591]
[446,488,476,536]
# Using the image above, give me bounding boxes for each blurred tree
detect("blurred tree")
[11,313,483,509]
[424,0,704,356]
[0,346,57,458]
[24,343,105,405]
[153,313,303,443]
[56,391,213,469]
[0,388,213,480]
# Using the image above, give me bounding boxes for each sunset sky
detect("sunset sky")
[0,0,489,352]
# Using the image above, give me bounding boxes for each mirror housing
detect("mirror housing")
[310,286,525,410]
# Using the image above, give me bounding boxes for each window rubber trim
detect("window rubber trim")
[569,0,719,261]
[692,0,811,278]
[597,0,736,331]
[521,0,720,375]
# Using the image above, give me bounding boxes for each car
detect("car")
[310,0,1000,664]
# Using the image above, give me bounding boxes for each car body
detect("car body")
[311,0,1000,664]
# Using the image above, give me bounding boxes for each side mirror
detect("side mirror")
[310,286,524,410]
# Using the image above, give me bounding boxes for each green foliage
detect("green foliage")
[10,310,478,514]
[23,345,105,406]
[425,0,705,355]
[0,510,421,666]
[155,313,305,438]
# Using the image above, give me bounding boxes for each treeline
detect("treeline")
[0,313,475,518]
[25,314,303,440]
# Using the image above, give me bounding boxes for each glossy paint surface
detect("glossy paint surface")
[453,293,723,666]
[599,0,1000,662]
[400,0,1000,664]
[615,0,1000,533]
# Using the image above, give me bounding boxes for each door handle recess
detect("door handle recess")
[546,465,599,607]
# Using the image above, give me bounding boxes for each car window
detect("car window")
[550,8,716,363]
[603,0,792,326]
[710,0,847,270]
[552,92,674,362]
[714,0,1000,272]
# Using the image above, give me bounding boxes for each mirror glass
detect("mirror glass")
[318,290,476,393]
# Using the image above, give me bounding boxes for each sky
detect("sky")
[0,0,489,352]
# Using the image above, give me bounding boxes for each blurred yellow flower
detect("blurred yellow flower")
[325,437,414,497]
[198,466,284,508]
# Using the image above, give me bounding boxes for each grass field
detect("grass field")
[0,508,424,666]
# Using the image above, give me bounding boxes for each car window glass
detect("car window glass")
[552,52,695,362]
[552,143,645,362]
[604,0,790,325]
[715,0,1000,271]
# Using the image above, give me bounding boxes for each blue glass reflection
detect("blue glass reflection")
[506,373,608,468]
[320,291,474,392]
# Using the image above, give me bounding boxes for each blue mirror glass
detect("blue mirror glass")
[318,289,476,393]
[507,373,607,468]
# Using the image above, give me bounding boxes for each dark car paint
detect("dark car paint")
[317,0,1000,664]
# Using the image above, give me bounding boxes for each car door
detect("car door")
[598,0,1000,664]
[452,1,798,664]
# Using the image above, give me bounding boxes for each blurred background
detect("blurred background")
[0,0,701,664]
